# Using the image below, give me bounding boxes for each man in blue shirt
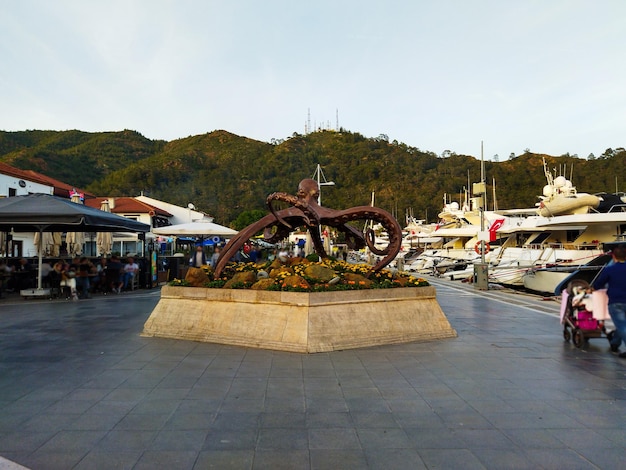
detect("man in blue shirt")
[593,244,626,358]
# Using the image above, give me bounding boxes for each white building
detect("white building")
[135,194,214,224]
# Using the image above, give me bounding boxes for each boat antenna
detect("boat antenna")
[542,157,553,186]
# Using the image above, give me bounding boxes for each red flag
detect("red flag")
[488,218,505,242]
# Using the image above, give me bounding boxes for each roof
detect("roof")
[0,162,93,198]
[84,197,172,217]
[24,171,94,199]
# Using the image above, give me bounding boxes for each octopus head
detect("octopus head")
[297,179,320,201]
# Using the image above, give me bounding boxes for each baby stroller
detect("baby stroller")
[561,279,609,348]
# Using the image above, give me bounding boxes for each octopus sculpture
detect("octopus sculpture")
[213,179,403,278]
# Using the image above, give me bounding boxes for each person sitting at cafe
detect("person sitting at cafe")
[13,258,35,291]
[76,257,96,299]
[91,258,107,292]
[0,260,11,298]
[16,258,32,272]
[122,256,139,291]
[40,261,53,285]
[105,256,124,293]
[47,261,62,290]
[53,260,78,300]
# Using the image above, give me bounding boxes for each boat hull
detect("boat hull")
[522,269,572,295]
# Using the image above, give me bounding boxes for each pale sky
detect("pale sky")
[1,0,625,160]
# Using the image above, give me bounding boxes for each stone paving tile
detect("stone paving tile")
[406,426,464,449]
[213,412,261,430]
[472,448,537,469]
[1,283,626,469]
[73,450,142,470]
[256,428,308,450]
[260,412,306,429]
[164,411,216,430]
[357,427,413,449]
[350,411,398,428]
[65,411,124,431]
[149,429,209,451]
[202,428,258,451]
[305,411,353,429]
[523,448,599,470]
[19,450,90,470]
[252,449,310,470]
[193,449,254,470]
[364,448,427,470]
[0,431,56,454]
[308,428,360,449]
[133,450,198,470]
[95,430,157,451]
[417,448,487,470]
[304,397,348,413]
[309,449,367,470]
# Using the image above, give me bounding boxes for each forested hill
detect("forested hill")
[0,128,624,227]
[0,129,165,188]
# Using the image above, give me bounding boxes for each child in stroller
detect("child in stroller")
[561,279,611,348]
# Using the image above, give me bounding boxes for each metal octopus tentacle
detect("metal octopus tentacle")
[266,192,300,229]
[214,207,305,278]
[214,179,403,278]
[318,206,403,273]
[309,228,327,258]
[266,190,320,229]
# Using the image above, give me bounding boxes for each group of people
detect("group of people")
[0,257,38,296]
[0,255,140,300]
[189,246,221,268]
[52,255,139,299]
[188,244,275,268]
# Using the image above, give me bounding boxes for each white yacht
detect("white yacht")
[490,159,626,291]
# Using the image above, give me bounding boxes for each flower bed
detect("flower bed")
[170,256,429,292]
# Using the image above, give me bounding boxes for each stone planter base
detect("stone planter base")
[142,285,456,353]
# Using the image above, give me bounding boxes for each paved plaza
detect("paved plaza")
[0,280,625,469]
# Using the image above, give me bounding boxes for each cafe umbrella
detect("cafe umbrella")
[0,193,150,294]
[152,221,238,238]
[96,199,113,256]
[65,192,86,257]
[153,221,238,255]
[33,231,54,256]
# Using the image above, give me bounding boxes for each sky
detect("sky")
[1,0,625,161]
